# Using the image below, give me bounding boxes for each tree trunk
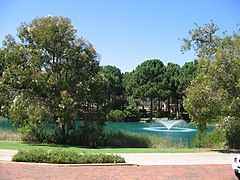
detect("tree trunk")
[150,98,153,120]
[157,99,161,112]
[61,124,66,143]
[176,98,179,118]
[167,98,170,119]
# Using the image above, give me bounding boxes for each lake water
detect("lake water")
[0,119,213,145]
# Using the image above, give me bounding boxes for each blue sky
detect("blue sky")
[0,0,239,72]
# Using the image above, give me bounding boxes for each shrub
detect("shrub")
[123,108,140,122]
[202,128,226,149]
[81,113,106,147]
[20,124,47,143]
[12,149,125,164]
[192,127,227,149]
[226,122,240,149]
[107,110,126,121]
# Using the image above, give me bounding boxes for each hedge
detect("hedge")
[12,149,125,164]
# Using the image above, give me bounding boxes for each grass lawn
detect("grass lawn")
[0,141,209,153]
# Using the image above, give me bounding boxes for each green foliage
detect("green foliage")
[124,59,198,120]
[81,113,106,147]
[193,133,205,148]
[181,21,219,59]
[12,149,125,164]
[1,16,106,143]
[195,128,227,149]
[106,109,140,122]
[183,22,240,135]
[123,108,140,121]
[20,124,47,143]
[125,59,165,119]
[107,110,126,121]
[226,121,240,149]
[179,60,199,96]
[100,65,125,112]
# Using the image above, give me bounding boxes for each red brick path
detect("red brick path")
[0,162,237,180]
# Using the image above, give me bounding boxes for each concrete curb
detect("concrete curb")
[0,161,138,167]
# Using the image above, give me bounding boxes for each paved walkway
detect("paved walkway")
[0,162,236,179]
[0,149,17,161]
[0,149,237,179]
[0,149,235,165]
[120,152,234,165]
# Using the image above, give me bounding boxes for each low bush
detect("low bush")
[202,128,227,149]
[20,124,47,143]
[123,108,140,122]
[193,127,227,149]
[226,122,240,149]
[107,110,126,121]
[12,149,125,164]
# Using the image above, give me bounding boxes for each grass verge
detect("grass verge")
[0,141,209,153]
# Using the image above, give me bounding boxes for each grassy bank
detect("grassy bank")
[0,141,208,153]
[0,129,21,141]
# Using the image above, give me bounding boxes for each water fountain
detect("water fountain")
[159,119,186,130]
[143,119,196,133]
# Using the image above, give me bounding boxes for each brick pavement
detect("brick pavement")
[0,162,237,180]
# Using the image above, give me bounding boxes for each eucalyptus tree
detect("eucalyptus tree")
[1,16,105,143]
[182,22,240,134]
[181,21,219,59]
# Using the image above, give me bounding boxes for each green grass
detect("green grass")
[0,141,209,153]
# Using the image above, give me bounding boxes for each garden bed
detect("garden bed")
[12,149,125,164]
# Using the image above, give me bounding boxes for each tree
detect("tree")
[100,65,125,111]
[128,59,165,120]
[164,63,181,117]
[181,21,219,59]
[0,16,105,143]
[179,60,199,96]
[183,22,240,134]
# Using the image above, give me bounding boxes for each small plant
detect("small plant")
[12,149,125,164]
